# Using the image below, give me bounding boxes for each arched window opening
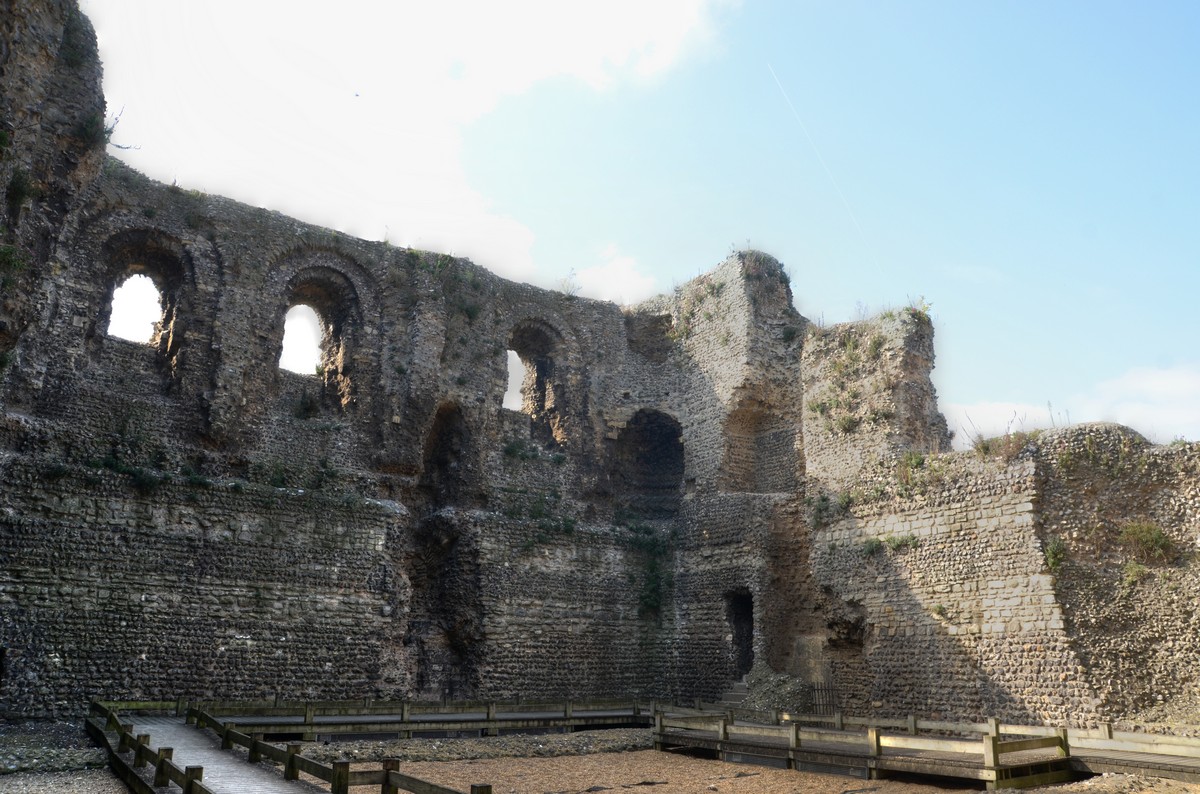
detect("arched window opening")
[107,274,163,343]
[279,304,323,375]
[611,409,684,519]
[507,321,566,445]
[278,267,362,411]
[721,403,799,493]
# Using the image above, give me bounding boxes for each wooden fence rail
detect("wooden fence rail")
[86,701,214,794]
[90,700,493,794]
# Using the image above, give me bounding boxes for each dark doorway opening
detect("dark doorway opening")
[725,589,754,677]
[611,409,684,518]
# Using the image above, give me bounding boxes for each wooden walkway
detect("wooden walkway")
[1072,747,1200,783]
[132,716,317,794]
[655,711,1200,789]
[658,722,1071,788]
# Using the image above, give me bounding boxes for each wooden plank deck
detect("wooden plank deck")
[1072,748,1200,784]
[133,715,321,794]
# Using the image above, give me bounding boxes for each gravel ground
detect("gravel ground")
[301,728,654,764]
[0,720,122,794]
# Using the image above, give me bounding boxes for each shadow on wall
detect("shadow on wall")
[812,542,1057,724]
[610,409,684,519]
[403,511,483,701]
[420,403,472,510]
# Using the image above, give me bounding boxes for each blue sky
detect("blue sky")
[82,0,1199,447]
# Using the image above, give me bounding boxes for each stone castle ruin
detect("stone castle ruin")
[2,3,1197,725]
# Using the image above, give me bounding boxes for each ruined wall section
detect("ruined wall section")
[801,308,951,494]
[811,454,1098,724]
[1033,425,1200,724]
[0,458,409,717]
[619,252,809,697]
[1,1,107,363]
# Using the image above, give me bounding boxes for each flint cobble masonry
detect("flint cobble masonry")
[0,1,1197,728]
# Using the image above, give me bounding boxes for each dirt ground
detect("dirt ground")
[346,750,1200,794]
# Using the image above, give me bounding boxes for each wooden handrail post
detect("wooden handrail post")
[987,717,1000,737]
[304,703,315,724]
[134,734,150,768]
[565,700,574,718]
[176,697,187,717]
[907,714,917,735]
[834,711,844,731]
[695,697,702,710]
[633,700,640,717]
[486,701,499,737]
[154,748,173,787]
[982,734,999,769]
[248,736,263,764]
[772,708,780,725]
[221,723,235,750]
[1056,727,1070,757]
[331,760,350,794]
[867,727,881,757]
[1100,722,1113,739]
[717,718,728,741]
[186,708,197,726]
[117,723,134,752]
[285,743,302,781]
[184,766,203,794]
[789,722,801,749]
[383,758,400,794]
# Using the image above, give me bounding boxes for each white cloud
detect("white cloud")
[943,363,1200,450]
[1072,364,1200,444]
[574,244,662,305]
[83,0,732,282]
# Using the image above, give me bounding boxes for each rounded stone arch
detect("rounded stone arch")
[610,408,685,519]
[505,316,570,446]
[266,247,380,411]
[95,228,195,367]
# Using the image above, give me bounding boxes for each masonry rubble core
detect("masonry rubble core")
[1,2,1197,727]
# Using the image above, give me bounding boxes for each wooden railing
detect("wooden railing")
[655,708,1200,771]
[89,700,495,794]
[191,707,493,794]
[183,697,653,741]
[672,702,1200,756]
[86,701,213,794]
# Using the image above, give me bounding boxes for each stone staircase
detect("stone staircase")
[717,676,750,708]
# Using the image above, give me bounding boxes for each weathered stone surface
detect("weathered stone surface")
[1,2,1195,728]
